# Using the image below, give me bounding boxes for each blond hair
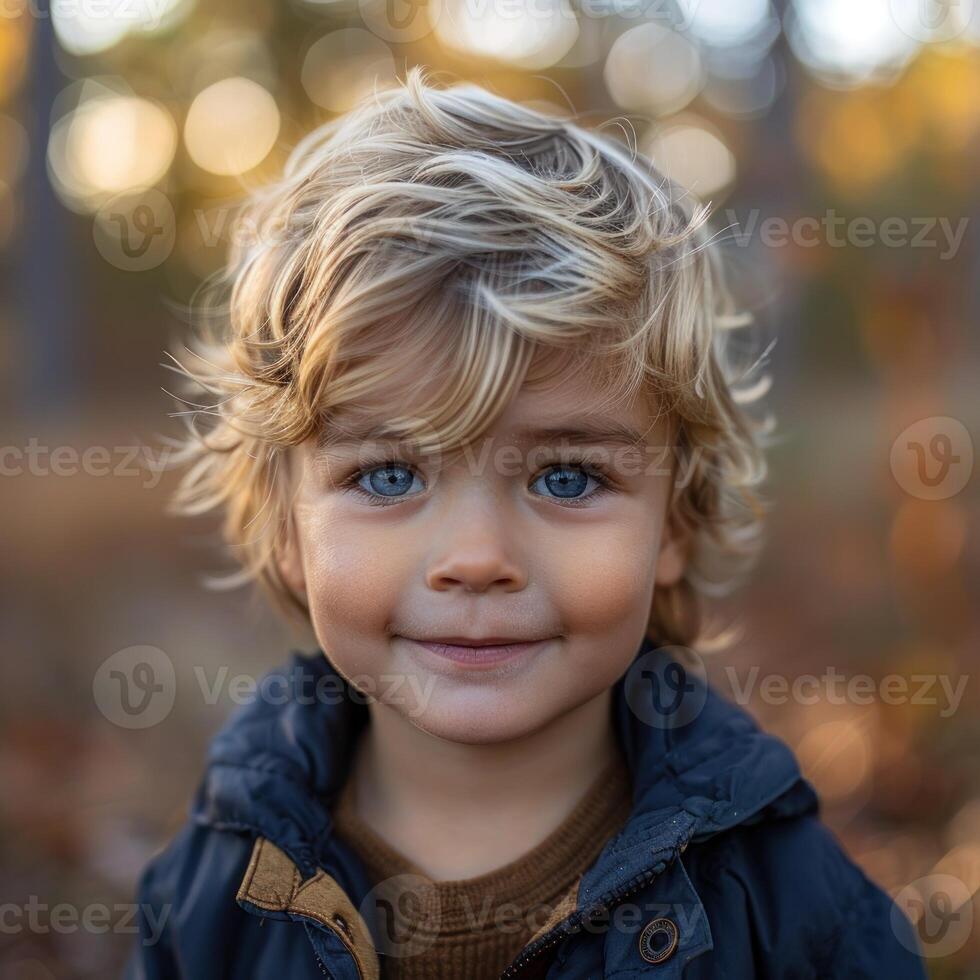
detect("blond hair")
[164,66,772,651]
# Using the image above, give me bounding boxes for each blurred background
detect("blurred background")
[1,0,978,975]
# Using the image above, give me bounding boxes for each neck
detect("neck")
[345,688,622,879]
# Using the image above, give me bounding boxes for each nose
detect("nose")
[424,496,528,594]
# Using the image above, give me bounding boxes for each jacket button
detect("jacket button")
[638,916,679,964]
[332,912,352,938]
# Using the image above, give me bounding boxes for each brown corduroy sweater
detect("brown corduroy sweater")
[331,749,633,980]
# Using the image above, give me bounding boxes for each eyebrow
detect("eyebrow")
[316,417,650,452]
[508,421,649,450]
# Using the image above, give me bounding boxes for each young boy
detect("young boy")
[125,68,926,978]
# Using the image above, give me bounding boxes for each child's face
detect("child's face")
[279,365,686,743]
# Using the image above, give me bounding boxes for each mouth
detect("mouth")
[397,634,556,668]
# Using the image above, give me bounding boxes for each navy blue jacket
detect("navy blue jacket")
[123,638,927,978]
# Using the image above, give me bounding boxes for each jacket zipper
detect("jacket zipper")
[306,920,363,980]
[314,948,334,978]
[499,861,668,978]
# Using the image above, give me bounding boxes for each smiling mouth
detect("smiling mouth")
[397,635,555,667]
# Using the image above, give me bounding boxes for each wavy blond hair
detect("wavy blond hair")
[164,66,773,652]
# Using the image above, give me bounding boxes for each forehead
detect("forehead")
[493,382,663,444]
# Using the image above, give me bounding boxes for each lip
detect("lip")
[414,634,547,647]
[398,635,555,667]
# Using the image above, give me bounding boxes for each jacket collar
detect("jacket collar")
[193,636,817,898]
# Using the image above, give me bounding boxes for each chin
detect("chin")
[392,696,557,745]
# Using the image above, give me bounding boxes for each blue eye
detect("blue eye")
[358,463,424,500]
[345,459,611,508]
[531,466,600,501]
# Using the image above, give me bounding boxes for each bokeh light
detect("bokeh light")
[301,29,396,113]
[52,0,195,56]
[797,718,874,805]
[641,114,736,200]
[604,22,702,114]
[184,77,280,176]
[787,0,922,87]
[677,0,773,48]
[47,89,177,212]
[434,0,580,70]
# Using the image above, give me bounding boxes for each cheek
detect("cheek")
[292,503,415,639]
[547,515,661,635]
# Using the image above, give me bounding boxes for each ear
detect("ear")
[275,509,307,603]
[274,446,308,603]
[655,516,688,588]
